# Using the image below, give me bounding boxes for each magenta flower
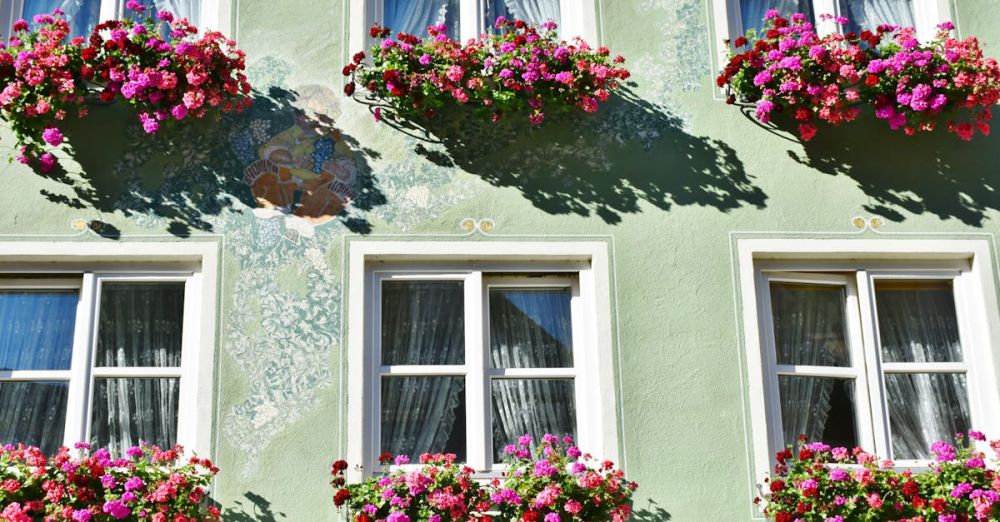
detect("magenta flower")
[41,127,63,147]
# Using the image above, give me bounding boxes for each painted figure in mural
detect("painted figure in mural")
[243,86,356,231]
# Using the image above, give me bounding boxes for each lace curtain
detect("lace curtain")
[22,0,101,36]
[489,289,575,461]
[841,0,914,34]
[739,0,813,35]
[380,282,466,459]
[383,0,459,39]
[876,284,971,459]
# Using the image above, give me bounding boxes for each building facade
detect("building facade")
[0,0,999,519]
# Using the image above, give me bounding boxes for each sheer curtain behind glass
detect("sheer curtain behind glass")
[127,0,201,25]
[90,283,184,453]
[22,0,101,37]
[840,0,914,34]
[876,281,971,460]
[490,288,576,461]
[485,0,561,32]
[380,281,466,460]
[739,0,813,36]
[384,0,460,39]
[770,282,858,448]
[0,290,76,454]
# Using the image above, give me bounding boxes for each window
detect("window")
[346,241,619,477]
[712,0,952,60]
[0,241,218,456]
[349,0,599,59]
[1,0,231,39]
[737,239,1000,484]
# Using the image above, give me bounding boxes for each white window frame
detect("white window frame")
[711,0,953,75]
[346,241,619,480]
[348,0,600,60]
[0,0,232,39]
[0,241,218,455]
[737,239,1000,485]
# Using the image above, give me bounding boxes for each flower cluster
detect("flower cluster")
[492,434,637,522]
[331,434,638,522]
[0,2,252,171]
[343,18,630,125]
[717,10,1000,141]
[331,452,491,522]
[0,442,220,521]
[757,433,1000,521]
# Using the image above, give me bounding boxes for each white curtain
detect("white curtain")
[499,0,560,25]
[154,0,201,24]
[0,382,68,455]
[22,0,101,36]
[380,282,466,459]
[769,283,848,443]
[384,0,459,38]
[91,378,179,454]
[841,0,914,33]
[739,0,812,35]
[489,289,575,461]
[95,283,184,368]
[876,285,971,459]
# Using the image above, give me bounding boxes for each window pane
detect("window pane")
[23,0,101,37]
[383,0,459,39]
[769,282,851,367]
[739,0,814,35]
[0,290,77,371]
[839,0,914,34]
[875,281,962,363]
[0,381,68,455]
[885,372,970,460]
[381,281,464,365]
[90,378,179,454]
[777,376,857,449]
[484,0,561,31]
[492,378,575,462]
[126,0,202,26]
[95,282,184,368]
[381,376,465,461]
[490,288,573,368]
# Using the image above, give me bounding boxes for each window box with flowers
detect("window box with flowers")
[0,1,251,172]
[716,9,1000,141]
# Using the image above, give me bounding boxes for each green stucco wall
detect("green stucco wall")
[1,0,999,520]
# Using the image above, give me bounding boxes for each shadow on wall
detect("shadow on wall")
[781,111,1000,227]
[364,87,767,224]
[221,491,287,521]
[631,499,672,521]
[33,86,383,237]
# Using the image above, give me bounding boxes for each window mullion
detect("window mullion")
[63,272,97,448]
[464,271,487,471]
[460,0,479,41]
[855,270,890,456]
[812,0,839,36]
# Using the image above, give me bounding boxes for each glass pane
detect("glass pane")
[381,376,465,461]
[490,288,573,368]
[491,378,575,462]
[95,282,184,368]
[885,372,970,460]
[839,0,914,34]
[777,376,857,449]
[383,0,459,39]
[876,281,962,363]
[90,378,179,454]
[0,381,68,455]
[0,290,77,371]
[769,282,851,367]
[485,0,561,31]
[381,281,464,365]
[739,0,814,35]
[126,0,202,26]
[23,0,101,38]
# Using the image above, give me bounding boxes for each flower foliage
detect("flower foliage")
[0,1,252,171]
[717,10,1000,141]
[331,452,492,522]
[343,18,630,125]
[331,434,637,522]
[758,433,1000,521]
[0,442,220,521]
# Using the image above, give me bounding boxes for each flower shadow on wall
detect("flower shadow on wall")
[776,110,1000,226]
[362,88,767,224]
[630,499,672,521]
[28,86,382,237]
[220,491,287,522]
